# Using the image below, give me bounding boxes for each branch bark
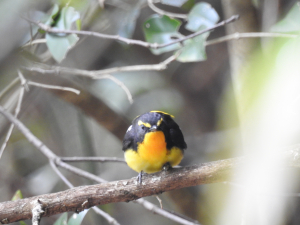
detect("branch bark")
[0,158,242,224]
[1,148,300,224]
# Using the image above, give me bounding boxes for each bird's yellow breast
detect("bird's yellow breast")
[124,131,183,173]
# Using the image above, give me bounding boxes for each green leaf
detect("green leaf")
[56,6,80,30]
[11,190,23,201]
[44,4,60,26]
[143,15,183,55]
[185,2,219,32]
[19,221,27,225]
[45,6,80,63]
[176,33,208,62]
[67,210,89,225]
[271,2,300,32]
[53,212,68,225]
[161,0,188,7]
[46,33,79,62]
[76,19,81,31]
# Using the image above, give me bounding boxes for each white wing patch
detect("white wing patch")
[126,125,132,133]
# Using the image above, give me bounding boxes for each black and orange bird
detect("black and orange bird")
[122,111,187,183]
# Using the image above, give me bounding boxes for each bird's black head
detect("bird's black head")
[122,111,186,151]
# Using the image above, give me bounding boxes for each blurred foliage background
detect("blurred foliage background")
[0,0,299,224]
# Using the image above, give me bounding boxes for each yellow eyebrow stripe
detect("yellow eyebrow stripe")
[138,120,151,128]
[156,118,163,127]
[150,110,174,118]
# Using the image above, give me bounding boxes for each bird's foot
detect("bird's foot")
[162,162,172,171]
[137,171,144,184]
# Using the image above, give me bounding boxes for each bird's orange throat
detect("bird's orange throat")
[138,131,167,162]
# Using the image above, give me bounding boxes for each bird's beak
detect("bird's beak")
[149,125,157,132]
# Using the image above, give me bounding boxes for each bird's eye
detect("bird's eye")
[141,125,146,130]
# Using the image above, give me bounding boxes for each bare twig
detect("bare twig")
[50,160,120,225]
[97,74,133,104]
[61,156,126,163]
[91,207,120,225]
[155,15,239,49]
[0,72,25,158]
[22,39,47,48]
[27,81,80,95]
[147,0,187,19]
[0,105,56,160]
[0,157,239,224]
[155,195,163,208]
[49,159,73,188]
[0,78,20,100]
[23,15,238,50]
[206,32,298,46]
[57,159,107,183]
[22,53,178,78]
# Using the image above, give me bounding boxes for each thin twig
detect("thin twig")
[23,15,238,50]
[49,159,74,188]
[206,32,298,46]
[135,198,200,225]
[0,72,25,159]
[0,105,56,160]
[155,195,163,208]
[57,159,107,183]
[156,15,239,49]
[97,74,133,104]
[50,160,120,225]
[61,156,126,163]
[23,53,178,78]
[22,39,47,48]
[27,81,80,95]
[147,0,187,19]
[0,78,20,100]
[91,207,120,225]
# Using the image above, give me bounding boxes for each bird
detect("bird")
[122,111,187,183]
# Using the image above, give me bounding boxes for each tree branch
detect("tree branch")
[0,158,242,224]
[147,0,188,19]
[1,148,300,224]
[0,105,200,225]
[23,15,238,50]
[22,53,179,78]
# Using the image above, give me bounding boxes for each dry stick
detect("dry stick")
[49,160,120,225]
[0,106,200,225]
[0,72,25,158]
[61,156,126,163]
[23,53,178,78]
[147,0,188,19]
[206,32,298,46]
[0,78,20,100]
[22,31,296,80]
[0,74,80,158]
[24,15,238,49]
[56,160,201,225]
[22,39,46,47]
[27,81,80,95]
[97,74,133,104]
[0,158,236,224]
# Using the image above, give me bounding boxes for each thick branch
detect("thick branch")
[0,158,241,224]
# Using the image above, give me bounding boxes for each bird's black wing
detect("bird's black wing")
[122,125,136,151]
[161,114,187,150]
